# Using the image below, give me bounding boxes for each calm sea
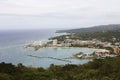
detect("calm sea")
[0,29,96,68]
[0,29,62,47]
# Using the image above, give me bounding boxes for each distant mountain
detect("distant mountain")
[57,24,120,33]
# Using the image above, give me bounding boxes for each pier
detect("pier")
[27,55,72,63]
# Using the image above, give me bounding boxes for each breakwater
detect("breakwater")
[27,55,72,63]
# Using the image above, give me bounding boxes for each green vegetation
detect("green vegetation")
[57,24,120,33]
[1,55,120,80]
[73,30,120,42]
[51,30,120,43]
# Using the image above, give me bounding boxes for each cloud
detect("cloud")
[0,0,120,30]
[1,0,120,15]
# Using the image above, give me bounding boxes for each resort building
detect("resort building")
[94,50,110,57]
[32,41,43,46]
[53,39,58,46]
[102,42,112,47]
[72,40,95,46]
[114,47,120,54]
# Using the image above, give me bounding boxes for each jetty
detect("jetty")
[27,55,72,63]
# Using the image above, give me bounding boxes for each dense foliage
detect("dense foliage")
[0,55,120,80]
[51,30,120,43]
[74,30,120,42]
[57,24,120,33]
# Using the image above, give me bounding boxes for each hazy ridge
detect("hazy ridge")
[57,24,120,33]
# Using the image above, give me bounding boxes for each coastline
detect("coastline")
[25,44,109,52]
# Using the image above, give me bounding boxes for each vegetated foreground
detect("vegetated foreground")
[0,56,120,80]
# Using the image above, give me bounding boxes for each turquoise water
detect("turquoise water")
[0,29,97,68]
[0,44,97,68]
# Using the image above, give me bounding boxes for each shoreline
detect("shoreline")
[25,45,109,52]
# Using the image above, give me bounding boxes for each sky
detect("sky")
[0,0,120,30]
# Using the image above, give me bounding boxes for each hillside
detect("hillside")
[57,24,120,33]
[1,56,120,80]
[51,30,120,42]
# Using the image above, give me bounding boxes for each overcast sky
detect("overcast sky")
[0,0,120,30]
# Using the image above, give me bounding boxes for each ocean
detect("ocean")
[0,29,61,46]
[0,29,96,68]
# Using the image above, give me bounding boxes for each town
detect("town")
[25,35,120,59]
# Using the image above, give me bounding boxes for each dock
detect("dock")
[27,55,72,63]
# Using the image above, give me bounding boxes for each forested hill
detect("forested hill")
[1,56,120,80]
[57,24,120,33]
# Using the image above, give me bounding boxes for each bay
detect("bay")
[0,29,96,68]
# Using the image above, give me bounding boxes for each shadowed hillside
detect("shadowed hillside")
[57,24,120,33]
[0,56,120,80]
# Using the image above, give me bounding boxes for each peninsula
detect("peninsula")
[25,24,120,59]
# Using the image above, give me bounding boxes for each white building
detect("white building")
[32,41,43,46]
[72,40,95,46]
[53,39,57,46]
[103,42,112,47]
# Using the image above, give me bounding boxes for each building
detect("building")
[32,41,43,46]
[72,40,95,46]
[53,39,57,46]
[114,47,120,54]
[115,42,120,46]
[64,43,72,47]
[94,50,110,57]
[103,42,112,47]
